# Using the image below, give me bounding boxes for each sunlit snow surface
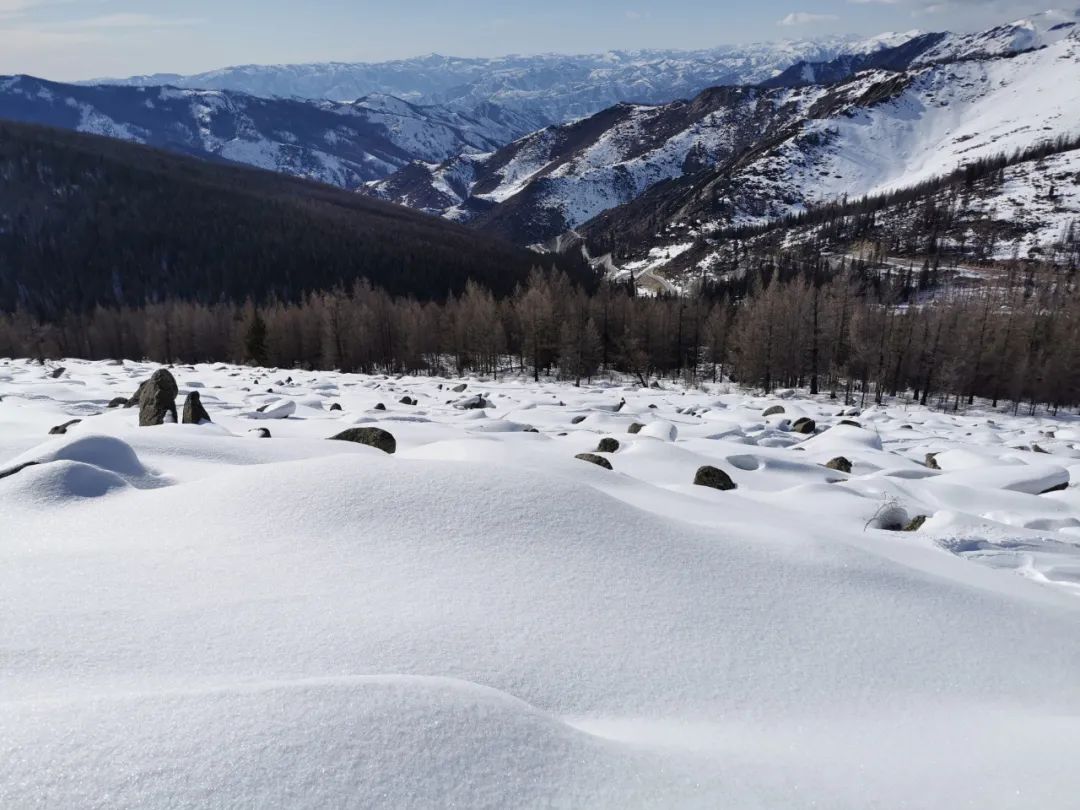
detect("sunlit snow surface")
[2,358,1080,808]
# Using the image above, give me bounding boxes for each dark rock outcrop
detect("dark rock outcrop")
[575,453,612,470]
[330,403,343,411]
[825,456,852,474]
[628,423,645,434]
[137,369,179,426]
[329,427,397,454]
[597,438,620,453]
[182,391,212,424]
[107,396,128,408]
[48,419,81,435]
[694,466,736,491]
[763,405,785,417]
[791,417,816,435]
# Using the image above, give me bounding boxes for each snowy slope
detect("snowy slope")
[0,75,536,187]
[90,34,921,128]
[2,359,1080,807]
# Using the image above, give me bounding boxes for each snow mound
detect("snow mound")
[0,676,663,810]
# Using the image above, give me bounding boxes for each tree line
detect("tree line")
[4,256,1080,414]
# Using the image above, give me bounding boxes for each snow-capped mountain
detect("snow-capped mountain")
[91,34,921,128]
[371,10,1080,248]
[0,76,538,187]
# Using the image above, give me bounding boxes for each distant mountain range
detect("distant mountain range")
[87,33,920,127]
[368,9,1080,256]
[0,76,539,188]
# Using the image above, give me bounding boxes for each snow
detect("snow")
[2,358,1080,807]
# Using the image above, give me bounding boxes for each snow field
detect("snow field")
[2,358,1080,808]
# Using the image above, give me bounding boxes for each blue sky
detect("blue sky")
[0,0,1061,80]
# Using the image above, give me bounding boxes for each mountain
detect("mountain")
[90,34,920,128]
[0,120,588,317]
[369,11,1080,252]
[0,76,538,189]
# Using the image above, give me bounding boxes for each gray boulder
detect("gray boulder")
[330,403,343,412]
[628,423,645,434]
[452,383,468,393]
[138,369,179,427]
[825,457,852,474]
[182,391,212,424]
[250,428,272,438]
[925,453,940,470]
[838,419,862,428]
[49,419,81,435]
[791,417,816,435]
[596,438,620,453]
[694,466,737,491]
[575,453,612,470]
[49,366,66,379]
[763,405,785,417]
[330,427,396,454]
[107,396,128,408]
[571,415,587,425]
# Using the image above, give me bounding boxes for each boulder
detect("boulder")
[1033,443,1049,454]
[762,405,785,417]
[628,423,645,434]
[48,419,81,435]
[575,453,612,470]
[330,403,343,412]
[400,396,416,406]
[791,417,816,435]
[250,428,272,438]
[694,466,736,491]
[0,460,41,481]
[838,419,862,428]
[454,395,491,410]
[182,391,212,425]
[452,383,468,393]
[137,369,179,427]
[374,403,387,411]
[49,366,66,379]
[925,453,940,470]
[825,456,852,474]
[596,438,620,454]
[571,415,587,425]
[329,427,396,454]
[253,400,296,420]
[107,397,128,409]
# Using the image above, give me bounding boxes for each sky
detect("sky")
[0,0,1066,80]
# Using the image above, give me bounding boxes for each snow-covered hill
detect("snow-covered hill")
[370,11,1080,247]
[3,359,1080,807]
[0,76,537,187]
[90,34,920,128]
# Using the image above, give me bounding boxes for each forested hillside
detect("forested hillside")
[0,121,589,318]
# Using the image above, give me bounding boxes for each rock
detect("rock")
[49,419,81,435]
[107,397,128,408]
[1033,443,1049,454]
[329,427,396,454]
[137,369,179,427]
[253,400,296,419]
[628,423,645,434]
[124,381,147,408]
[596,438,620,453]
[763,405,785,417]
[1041,480,1069,494]
[904,515,928,532]
[575,453,612,470]
[825,456,852,474]
[648,404,658,409]
[524,427,540,433]
[49,366,66,379]
[374,403,387,411]
[571,415,587,425]
[925,453,940,470]
[791,417,816,435]
[838,419,862,428]
[400,396,416,406]
[900,424,913,430]
[0,460,41,481]
[250,428,272,438]
[182,391,212,424]
[330,403,343,412]
[452,383,468,393]
[694,466,736,491]
[454,395,491,410]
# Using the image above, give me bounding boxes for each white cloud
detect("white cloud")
[777,11,841,26]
